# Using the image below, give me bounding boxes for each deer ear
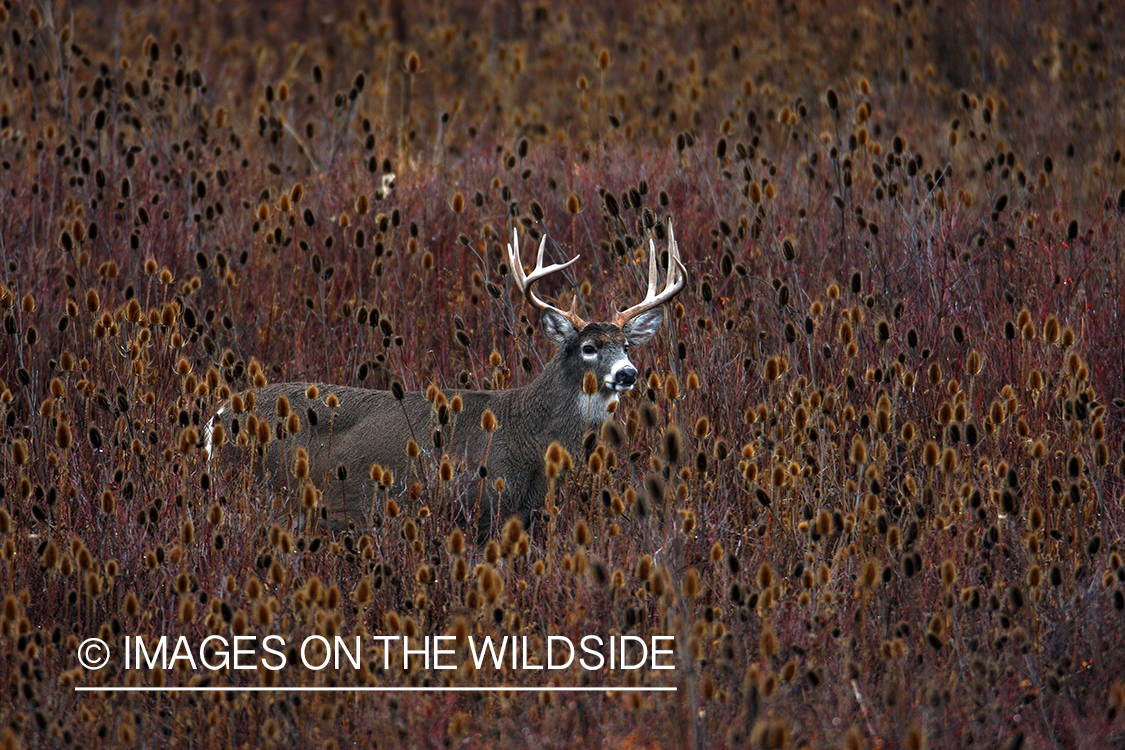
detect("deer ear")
[541,309,577,346]
[622,308,664,347]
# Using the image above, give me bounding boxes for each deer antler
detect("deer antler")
[507,228,588,328]
[612,219,687,327]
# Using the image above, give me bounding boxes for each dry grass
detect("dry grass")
[2,0,1125,747]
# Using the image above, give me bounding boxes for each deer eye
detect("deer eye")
[582,343,597,355]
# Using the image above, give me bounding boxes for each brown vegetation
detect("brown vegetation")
[2,0,1125,747]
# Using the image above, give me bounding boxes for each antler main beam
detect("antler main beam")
[612,219,687,327]
[507,228,588,328]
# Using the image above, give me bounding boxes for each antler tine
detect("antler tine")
[507,228,587,327]
[612,219,687,327]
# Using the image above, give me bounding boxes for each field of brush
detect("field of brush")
[2,0,1125,747]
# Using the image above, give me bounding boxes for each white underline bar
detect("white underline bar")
[76,686,676,693]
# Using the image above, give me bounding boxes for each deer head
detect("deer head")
[506,219,687,417]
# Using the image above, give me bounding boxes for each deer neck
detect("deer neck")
[509,354,601,454]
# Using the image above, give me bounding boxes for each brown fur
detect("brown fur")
[211,316,661,538]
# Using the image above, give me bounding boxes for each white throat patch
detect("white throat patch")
[577,391,618,423]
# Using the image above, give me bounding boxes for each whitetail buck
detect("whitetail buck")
[206,221,686,537]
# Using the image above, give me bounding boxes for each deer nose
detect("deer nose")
[614,366,638,387]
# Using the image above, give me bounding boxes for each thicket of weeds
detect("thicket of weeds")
[2,0,1125,747]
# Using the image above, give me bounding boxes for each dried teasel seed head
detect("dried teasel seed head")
[965,349,982,375]
[11,439,29,466]
[680,509,696,535]
[354,577,372,605]
[56,421,73,450]
[544,441,565,471]
[850,435,867,464]
[757,562,775,589]
[635,554,653,581]
[694,416,710,439]
[941,447,959,474]
[664,374,680,401]
[1043,314,1060,344]
[662,423,682,464]
[682,568,700,599]
[210,422,226,449]
[448,527,465,555]
[583,371,598,395]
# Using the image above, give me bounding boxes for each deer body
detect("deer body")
[208,223,685,538]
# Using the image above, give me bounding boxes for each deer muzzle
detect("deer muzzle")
[608,362,639,391]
